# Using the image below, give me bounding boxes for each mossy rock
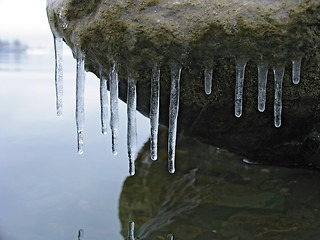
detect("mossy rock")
[47,0,320,168]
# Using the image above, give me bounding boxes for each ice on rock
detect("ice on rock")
[127,221,135,240]
[235,59,247,118]
[257,62,268,112]
[109,63,119,155]
[167,234,174,240]
[53,35,63,116]
[100,75,109,135]
[76,53,86,154]
[168,64,182,174]
[204,67,213,95]
[273,64,285,128]
[292,58,302,84]
[127,76,137,176]
[150,65,160,161]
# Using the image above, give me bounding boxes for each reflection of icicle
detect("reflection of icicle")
[128,221,135,240]
[109,63,119,155]
[127,76,137,176]
[292,58,301,85]
[273,65,285,128]
[136,169,201,239]
[150,65,160,161]
[257,62,268,112]
[204,67,213,95]
[235,59,247,117]
[167,234,174,240]
[78,229,84,240]
[100,76,109,135]
[53,35,63,116]
[168,65,182,174]
[76,53,86,154]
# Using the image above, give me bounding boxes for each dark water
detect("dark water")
[121,129,320,240]
[0,49,319,240]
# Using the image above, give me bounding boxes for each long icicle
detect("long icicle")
[168,64,182,174]
[100,75,109,135]
[76,53,86,154]
[292,58,301,85]
[150,65,160,161]
[273,64,285,128]
[204,67,213,95]
[109,62,119,155]
[257,62,268,112]
[127,76,137,176]
[53,35,63,116]
[235,59,247,117]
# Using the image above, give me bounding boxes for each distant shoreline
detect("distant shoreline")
[0,39,27,53]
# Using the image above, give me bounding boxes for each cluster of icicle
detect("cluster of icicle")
[206,59,302,127]
[52,35,301,176]
[52,35,181,175]
[76,223,174,240]
[223,58,301,127]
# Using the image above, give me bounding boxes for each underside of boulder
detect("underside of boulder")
[47,0,320,169]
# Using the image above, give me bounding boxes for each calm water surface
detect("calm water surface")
[0,48,150,240]
[0,48,319,240]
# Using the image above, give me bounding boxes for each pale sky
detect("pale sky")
[0,0,52,46]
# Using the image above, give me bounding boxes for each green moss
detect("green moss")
[66,0,101,20]
[139,0,159,10]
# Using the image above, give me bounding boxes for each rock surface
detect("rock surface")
[47,0,320,168]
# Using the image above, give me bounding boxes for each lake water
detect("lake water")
[0,47,320,240]
[0,47,150,240]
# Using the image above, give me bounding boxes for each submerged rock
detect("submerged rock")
[47,0,320,168]
[119,128,320,239]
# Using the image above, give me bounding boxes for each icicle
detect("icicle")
[235,59,247,118]
[53,35,63,116]
[168,64,182,174]
[127,76,137,176]
[109,63,119,155]
[76,53,86,155]
[150,65,160,161]
[292,58,301,85]
[204,67,213,95]
[167,234,174,240]
[100,76,109,135]
[257,62,268,112]
[127,221,135,240]
[273,64,285,128]
[78,229,84,240]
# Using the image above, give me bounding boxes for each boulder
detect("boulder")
[47,0,320,168]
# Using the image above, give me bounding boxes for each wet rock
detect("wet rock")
[47,0,320,168]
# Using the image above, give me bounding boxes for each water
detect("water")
[0,48,150,240]
[120,127,320,240]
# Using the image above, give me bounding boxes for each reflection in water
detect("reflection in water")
[78,229,84,240]
[124,221,174,240]
[119,127,320,240]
